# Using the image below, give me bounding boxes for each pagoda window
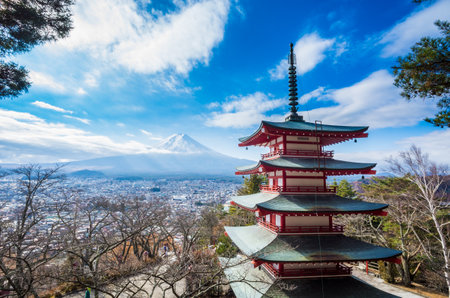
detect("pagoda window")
[285,216,328,227]
[278,178,283,186]
[276,170,283,176]
[275,214,281,227]
[269,178,273,186]
[278,143,283,150]
[265,214,270,223]
[277,136,283,143]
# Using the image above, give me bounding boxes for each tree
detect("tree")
[333,179,357,199]
[0,165,63,297]
[362,177,424,286]
[0,0,74,98]
[237,174,266,195]
[54,195,165,298]
[388,146,449,295]
[393,20,450,127]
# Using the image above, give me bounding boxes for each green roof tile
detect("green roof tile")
[236,157,376,172]
[239,120,368,143]
[225,226,401,262]
[231,193,388,213]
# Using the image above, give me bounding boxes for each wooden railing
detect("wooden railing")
[263,263,352,278]
[257,218,280,233]
[261,149,333,159]
[260,185,337,193]
[256,218,344,234]
[283,225,344,234]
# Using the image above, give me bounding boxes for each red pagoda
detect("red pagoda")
[222,44,402,297]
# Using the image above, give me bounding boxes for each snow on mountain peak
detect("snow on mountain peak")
[157,133,212,154]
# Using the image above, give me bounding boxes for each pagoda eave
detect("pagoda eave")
[230,193,389,215]
[238,122,369,147]
[231,202,388,216]
[235,165,376,176]
[224,225,402,263]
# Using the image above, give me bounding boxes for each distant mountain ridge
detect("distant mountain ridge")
[62,133,254,177]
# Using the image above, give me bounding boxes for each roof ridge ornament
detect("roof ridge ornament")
[285,43,304,122]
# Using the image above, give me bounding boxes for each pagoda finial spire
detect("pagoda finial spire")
[285,43,303,122]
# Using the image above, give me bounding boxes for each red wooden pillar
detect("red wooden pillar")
[281,214,286,233]
[279,263,284,277]
[329,216,332,229]
[366,261,369,275]
[282,170,286,192]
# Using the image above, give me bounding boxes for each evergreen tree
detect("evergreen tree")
[237,174,266,195]
[336,179,357,199]
[0,0,74,98]
[393,20,450,127]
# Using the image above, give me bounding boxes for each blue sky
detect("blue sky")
[0,0,449,169]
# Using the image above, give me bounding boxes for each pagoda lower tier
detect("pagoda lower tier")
[221,255,400,297]
[225,225,401,264]
[224,225,401,280]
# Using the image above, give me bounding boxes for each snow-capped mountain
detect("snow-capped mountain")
[60,133,254,177]
[157,134,211,153]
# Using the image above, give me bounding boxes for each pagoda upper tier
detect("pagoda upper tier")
[239,119,368,147]
[236,157,376,176]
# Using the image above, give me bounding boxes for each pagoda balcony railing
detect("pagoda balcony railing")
[260,185,337,193]
[257,218,280,233]
[257,218,344,234]
[261,149,334,159]
[263,263,352,278]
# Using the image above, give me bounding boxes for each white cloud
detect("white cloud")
[398,129,450,165]
[0,109,153,163]
[116,122,125,127]
[63,115,91,125]
[76,88,87,95]
[84,71,100,87]
[139,129,164,141]
[31,101,73,114]
[205,92,285,128]
[54,0,230,75]
[303,70,436,129]
[140,129,152,136]
[299,87,327,104]
[380,0,450,57]
[29,71,65,92]
[335,129,450,169]
[269,33,335,80]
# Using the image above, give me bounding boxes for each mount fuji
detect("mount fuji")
[64,134,254,177]
[156,133,212,153]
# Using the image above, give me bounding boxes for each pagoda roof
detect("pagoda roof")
[236,157,376,174]
[221,256,400,298]
[239,120,368,145]
[225,225,401,263]
[231,193,388,214]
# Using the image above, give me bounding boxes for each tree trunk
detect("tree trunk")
[401,255,412,286]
